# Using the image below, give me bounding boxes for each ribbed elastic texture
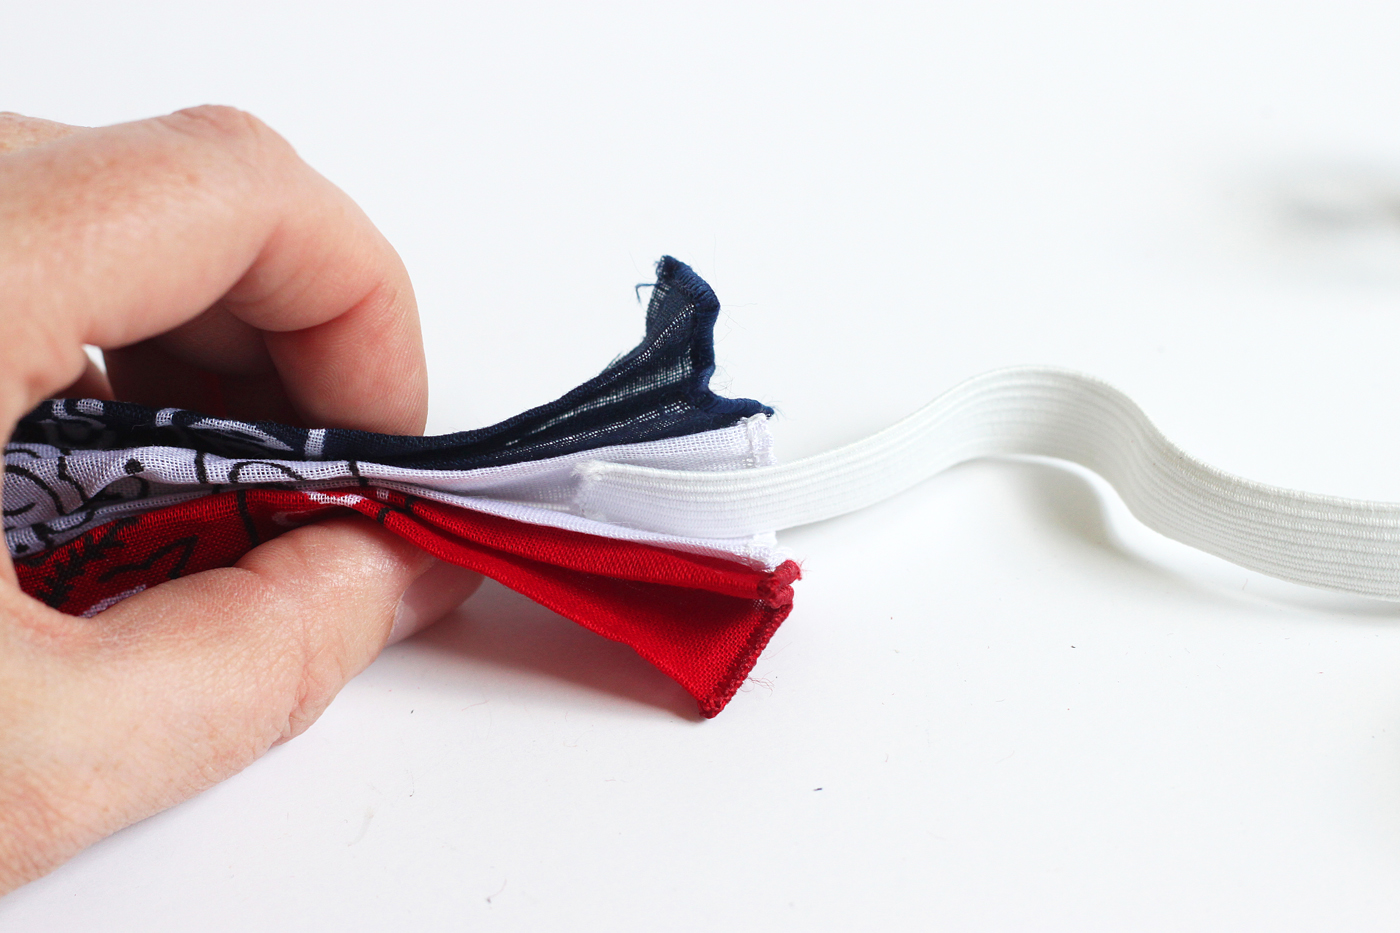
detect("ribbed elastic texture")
[575,366,1400,600]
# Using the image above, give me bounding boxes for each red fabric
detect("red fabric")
[15,487,799,717]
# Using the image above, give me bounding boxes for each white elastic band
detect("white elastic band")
[575,366,1400,600]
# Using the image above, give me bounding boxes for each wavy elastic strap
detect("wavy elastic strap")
[577,367,1400,600]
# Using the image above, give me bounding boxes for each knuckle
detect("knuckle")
[155,105,293,166]
[284,651,347,741]
[163,104,268,141]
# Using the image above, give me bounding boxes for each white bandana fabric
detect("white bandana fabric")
[4,416,783,568]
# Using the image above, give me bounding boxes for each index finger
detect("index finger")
[0,106,427,434]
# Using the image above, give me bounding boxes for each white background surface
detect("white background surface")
[6,1,1400,928]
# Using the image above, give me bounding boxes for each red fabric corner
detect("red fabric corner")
[15,487,799,717]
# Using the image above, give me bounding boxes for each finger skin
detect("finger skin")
[0,517,436,893]
[388,561,485,645]
[0,113,84,155]
[52,356,113,402]
[0,105,427,434]
[0,118,114,406]
[0,109,458,893]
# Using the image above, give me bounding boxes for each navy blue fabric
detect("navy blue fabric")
[11,257,772,468]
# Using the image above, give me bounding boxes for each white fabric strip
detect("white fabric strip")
[574,366,1400,600]
[353,485,782,569]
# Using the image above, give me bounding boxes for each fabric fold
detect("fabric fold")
[16,254,1400,717]
[11,256,771,468]
[5,416,780,565]
[5,256,798,718]
[13,486,800,717]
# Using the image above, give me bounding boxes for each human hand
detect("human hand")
[0,108,482,892]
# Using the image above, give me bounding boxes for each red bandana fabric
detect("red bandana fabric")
[14,486,800,717]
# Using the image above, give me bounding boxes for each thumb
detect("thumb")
[0,515,475,892]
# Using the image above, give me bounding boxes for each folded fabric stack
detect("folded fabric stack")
[18,256,1400,720]
[4,257,798,718]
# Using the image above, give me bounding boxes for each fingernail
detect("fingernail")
[389,560,485,644]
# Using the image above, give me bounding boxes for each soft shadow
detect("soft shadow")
[1233,161,1400,287]
[1008,459,1118,552]
[407,579,702,721]
[1004,457,1400,622]
[993,458,1221,600]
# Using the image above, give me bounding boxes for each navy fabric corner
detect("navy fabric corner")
[11,257,772,469]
